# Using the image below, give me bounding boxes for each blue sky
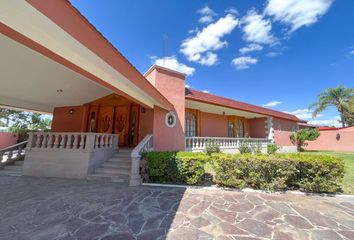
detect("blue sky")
[70,0,354,126]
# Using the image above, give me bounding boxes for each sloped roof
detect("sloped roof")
[185,88,302,122]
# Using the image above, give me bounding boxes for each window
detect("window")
[228,122,235,137]
[185,112,196,137]
[237,119,244,138]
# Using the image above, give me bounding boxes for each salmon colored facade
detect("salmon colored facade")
[306,126,354,152]
[0,1,304,183]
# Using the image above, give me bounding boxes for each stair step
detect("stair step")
[101,162,131,169]
[15,161,24,166]
[87,174,128,183]
[109,157,131,162]
[113,153,131,158]
[95,168,130,175]
[3,165,23,171]
[0,170,22,176]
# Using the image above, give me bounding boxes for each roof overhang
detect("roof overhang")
[186,99,267,119]
[0,1,173,112]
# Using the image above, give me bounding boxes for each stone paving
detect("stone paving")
[0,176,354,240]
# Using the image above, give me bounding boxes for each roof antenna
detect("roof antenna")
[162,33,168,66]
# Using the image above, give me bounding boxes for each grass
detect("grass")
[304,150,354,195]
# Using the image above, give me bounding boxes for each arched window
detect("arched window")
[185,112,196,137]
[237,119,244,138]
[228,122,235,137]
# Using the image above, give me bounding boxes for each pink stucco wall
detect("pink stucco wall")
[0,132,18,149]
[139,107,154,142]
[200,112,228,137]
[249,118,266,138]
[146,66,185,151]
[52,106,88,132]
[273,118,297,147]
[306,127,354,152]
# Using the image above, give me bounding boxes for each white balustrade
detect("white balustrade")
[27,132,119,152]
[130,134,153,186]
[0,140,28,169]
[185,137,272,152]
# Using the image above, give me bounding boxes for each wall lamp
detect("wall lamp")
[69,109,75,115]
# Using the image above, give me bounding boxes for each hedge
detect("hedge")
[142,152,345,193]
[141,151,209,184]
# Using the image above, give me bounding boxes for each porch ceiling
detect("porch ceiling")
[0,33,111,113]
[0,1,173,112]
[186,99,266,119]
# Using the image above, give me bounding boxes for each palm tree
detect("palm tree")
[309,86,354,127]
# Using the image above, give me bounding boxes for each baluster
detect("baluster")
[8,149,13,160]
[0,151,4,163]
[35,134,41,148]
[72,134,79,149]
[96,135,100,148]
[80,134,85,149]
[100,135,105,148]
[53,134,59,148]
[60,134,66,149]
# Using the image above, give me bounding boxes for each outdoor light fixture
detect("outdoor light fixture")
[222,111,225,116]
[69,109,75,115]
[57,89,63,93]
[336,133,340,140]
[141,107,146,113]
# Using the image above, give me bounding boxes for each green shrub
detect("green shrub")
[205,140,221,155]
[214,153,344,193]
[143,151,345,193]
[142,151,208,185]
[267,144,279,154]
[251,144,263,154]
[213,154,298,190]
[277,153,345,192]
[238,143,252,154]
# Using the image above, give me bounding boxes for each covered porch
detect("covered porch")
[0,1,172,185]
[183,95,274,153]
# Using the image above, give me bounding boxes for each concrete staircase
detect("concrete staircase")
[0,161,23,176]
[87,148,132,183]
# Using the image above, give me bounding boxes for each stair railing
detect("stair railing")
[0,140,28,170]
[130,134,153,186]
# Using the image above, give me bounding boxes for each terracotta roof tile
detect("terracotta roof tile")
[185,88,301,122]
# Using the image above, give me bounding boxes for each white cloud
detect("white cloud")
[152,56,195,76]
[226,8,238,15]
[198,6,217,24]
[180,13,238,66]
[262,101,282,107]
[284,108,323,120]
[241,10,276,44]
[202,90,210,93]
[231,56,258,70]
[266,51,282,57]
[265,0,333,33]
[308,116,341,127]
[185,84,191,88]
[239,43,263,54]
[350,50,354,55]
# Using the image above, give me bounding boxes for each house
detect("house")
[0,0,301,185]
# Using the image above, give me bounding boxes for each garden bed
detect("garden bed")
[141,152,345,193]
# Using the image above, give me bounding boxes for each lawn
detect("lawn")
[304,151,354,195]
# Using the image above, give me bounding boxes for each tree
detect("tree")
[309,86,354,127]
[290,128,320,152]
[0,107,52,132]
[343,97,354,126]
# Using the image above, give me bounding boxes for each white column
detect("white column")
[266,116,274,143]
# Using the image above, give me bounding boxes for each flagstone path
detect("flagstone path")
[0,176,354,240]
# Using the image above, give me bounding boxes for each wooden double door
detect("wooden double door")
[88,94,140,147]
[97,105,139,147]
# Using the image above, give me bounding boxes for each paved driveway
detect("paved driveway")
[0,176,354,240]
